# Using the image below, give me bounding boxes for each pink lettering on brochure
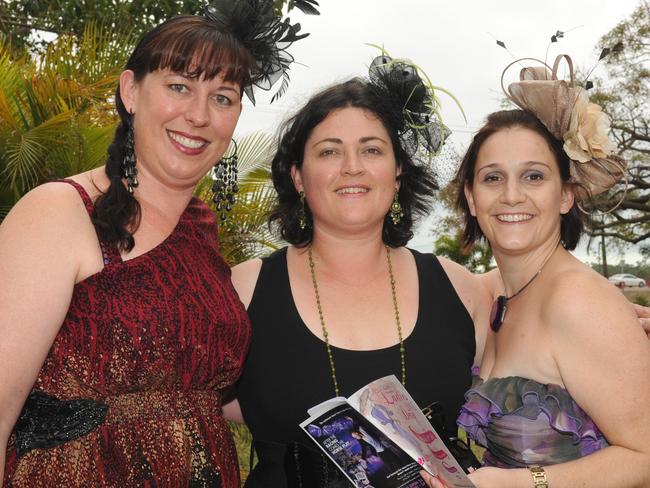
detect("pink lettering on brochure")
[348,376,474,488]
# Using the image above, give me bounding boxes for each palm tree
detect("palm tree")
[0,23,134,220]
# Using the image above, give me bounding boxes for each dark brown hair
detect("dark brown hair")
[455,109,585,250]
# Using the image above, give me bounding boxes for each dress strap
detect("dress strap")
[55,179,122,265]
[58,178,94,216]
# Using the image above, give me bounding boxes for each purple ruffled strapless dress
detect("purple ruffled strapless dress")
[457,375,608,467]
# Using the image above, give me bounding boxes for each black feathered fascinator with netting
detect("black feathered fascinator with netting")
[366,49,464,167]
[204,0,319,104]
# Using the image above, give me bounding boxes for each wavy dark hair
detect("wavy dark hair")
[92,15,255,252]
[455,109,586,251]
[269,78,439,248]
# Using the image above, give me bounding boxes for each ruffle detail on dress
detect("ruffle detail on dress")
[457,375,605,453]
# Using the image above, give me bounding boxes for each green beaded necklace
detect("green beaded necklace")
[307,244,406,396]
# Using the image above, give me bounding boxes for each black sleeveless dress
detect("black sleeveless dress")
[236,247,475,487]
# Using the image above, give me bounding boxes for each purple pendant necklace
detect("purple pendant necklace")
[489,240,561,333]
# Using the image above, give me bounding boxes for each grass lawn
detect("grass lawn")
[229,421,254,485]
[622,287,650,306]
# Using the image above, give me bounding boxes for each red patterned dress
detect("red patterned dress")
[4,180,251,487]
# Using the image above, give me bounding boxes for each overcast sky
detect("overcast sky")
[235,0,643,264]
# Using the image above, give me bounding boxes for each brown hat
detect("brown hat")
[502,54,626,201]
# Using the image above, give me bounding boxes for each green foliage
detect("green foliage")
[0,23,133,219]
[229,421,254,484]
[434,231,493,274]
[1,1,204,50]
[1,0,296,51]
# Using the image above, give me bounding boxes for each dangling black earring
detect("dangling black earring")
[122,112,138,193]
[212,139,239,221]
[389,188,403,225]
[298,191,307,230]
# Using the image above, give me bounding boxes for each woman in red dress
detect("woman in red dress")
[0,2,312,486]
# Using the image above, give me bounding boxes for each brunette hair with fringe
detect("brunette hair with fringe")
[92,15,255,252]
[269,78,439,248]
[455,109,586,251]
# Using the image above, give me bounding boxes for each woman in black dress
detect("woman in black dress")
[226,54,492,487]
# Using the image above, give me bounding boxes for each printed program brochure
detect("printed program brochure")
[300,375,475,488]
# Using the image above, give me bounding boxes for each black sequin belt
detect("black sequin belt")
[15,389,223,456]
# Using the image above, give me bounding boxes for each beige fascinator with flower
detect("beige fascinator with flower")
[501,54,626,201]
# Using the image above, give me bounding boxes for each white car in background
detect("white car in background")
[608,273,647,288]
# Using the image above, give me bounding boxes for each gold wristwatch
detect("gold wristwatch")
[529,465,548,488]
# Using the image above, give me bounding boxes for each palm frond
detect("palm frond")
[76,123,117,170]
[240,166,274,187]
[0,88,19,132]
[0,45,27,121]
[2,109,76,190]
[235,131,277,176]
[3,133,47,192]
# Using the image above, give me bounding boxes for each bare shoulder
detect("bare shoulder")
[437,255,474,282]
[0,181,100,281]
[230,258,263,309]
[545,262,650,448]
[1,181,91,241]
[436,256,492,364]
[436,256,492,310]
[545,264,640,340]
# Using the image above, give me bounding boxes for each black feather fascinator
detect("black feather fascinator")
[367,48,464,167]
[204,0,319,104]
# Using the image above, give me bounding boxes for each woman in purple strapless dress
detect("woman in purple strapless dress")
[423,56,650,488]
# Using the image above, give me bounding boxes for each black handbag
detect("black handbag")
[284,441,350,488]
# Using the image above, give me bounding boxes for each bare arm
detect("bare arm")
[221,258,264,427]
[0,184,91,482]
[544,277,650,487]
[437,257,493,367]
[230,258,262,309]
[222,398,245,423]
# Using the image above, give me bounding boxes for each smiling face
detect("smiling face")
[465,127,574,256]
[119,68,242,191]
[291,107,400,237]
